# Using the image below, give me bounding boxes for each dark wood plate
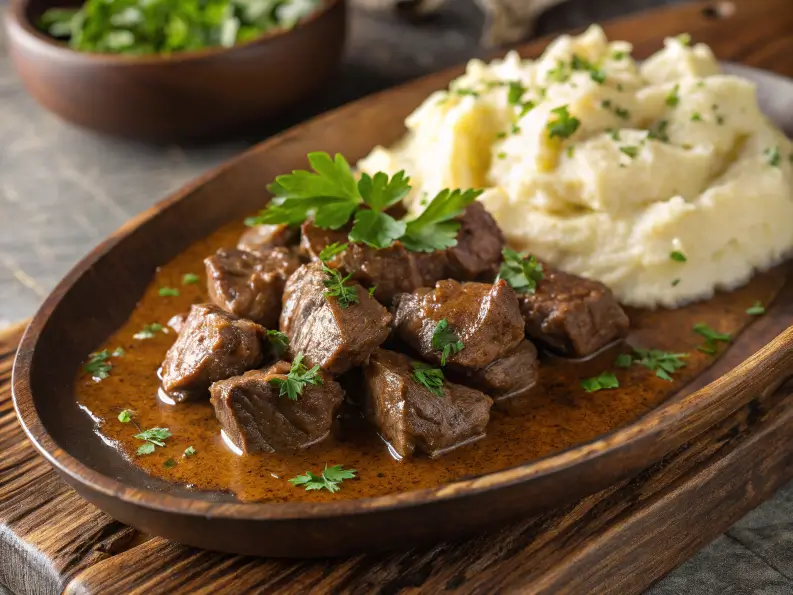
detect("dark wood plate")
[11,61,793,558]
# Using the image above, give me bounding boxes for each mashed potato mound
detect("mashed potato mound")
[358,26,793,308]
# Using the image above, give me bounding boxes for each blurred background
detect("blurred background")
[0,0,688,328]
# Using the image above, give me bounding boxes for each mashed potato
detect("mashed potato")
[358,26,793,308]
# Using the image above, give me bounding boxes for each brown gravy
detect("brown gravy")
[73,220,785,503]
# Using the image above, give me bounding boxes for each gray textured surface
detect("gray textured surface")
[2,0,793,593]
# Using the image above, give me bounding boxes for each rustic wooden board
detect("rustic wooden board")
[4,0,793,592]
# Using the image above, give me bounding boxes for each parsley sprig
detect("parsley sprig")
[616,348,689,381]
[746,301,766,316]
[318,242,348,263]
[693,323,731,355]
[581,372,619,393]
[547,105,581,139]
[265,329,290,359]
[247,152,481,252]
[135,427,172,456]
[571,54,606,84]
[432,319,464,365]
[497,248,545,294]
[289,464,357,493]
[412,362,445,396]
[322,264,360,308]
[83,348,125,381]
[268,354,323,401]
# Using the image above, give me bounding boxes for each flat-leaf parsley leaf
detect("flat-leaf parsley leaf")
[547,105,580,139]
[133,323,164,340]
[432,319,464,365]
[289,464,357,493]
[497,248,545,294]
[135,427,172,456]
[581,372,619,393]
[400,188,483,252]
[268,354,323,401]
[412,363,445,396]
[746,301,766,316]
[322,265,359,308]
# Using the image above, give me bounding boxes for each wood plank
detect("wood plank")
[2,0,793,593]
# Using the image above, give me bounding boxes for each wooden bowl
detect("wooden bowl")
[11,61,793,557]
[3,0,347,143]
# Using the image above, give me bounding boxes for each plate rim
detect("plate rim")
[11,60,793,522]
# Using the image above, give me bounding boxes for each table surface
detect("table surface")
[3,0,793,593]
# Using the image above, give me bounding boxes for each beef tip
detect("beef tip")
[205,247,299,328]
[363,349,492,458]
[280,262,392,375]
[300,221,447,304]
[445,202,504,281]
[237,223,298,254]
[210,361,344,454]
[451,340,539,403]
[160,304,266,403]
[518,266,630,357]
[392,279,525,369]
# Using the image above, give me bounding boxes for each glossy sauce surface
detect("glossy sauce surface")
[74,221,786,503]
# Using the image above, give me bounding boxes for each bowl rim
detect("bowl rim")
[5,0,343,64]
[11,61,793,524]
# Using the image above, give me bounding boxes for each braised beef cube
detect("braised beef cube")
[161,304,266,403]
[363,349,492,458]
[300,221,447,304]
[167,313,186,334]
[280,262,392,374]
[210,361,344,454]
[238,223,299,254]
[392,279,525,369]
[205,247,299,328]
[519,267,630,357]
[452,340,539,402]
[445,202,504,281]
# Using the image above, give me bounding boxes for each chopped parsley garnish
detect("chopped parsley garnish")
[511,123,522,135]
[455,88,480,98]
[613,106,630,120]
[368,285,377,297]
[547,60,570,83]
[432,319,465,366]
[135,427,172,456]
[412,363,445,396]
[158,287,180,297]
[765,146,781,167]
[746,301,766,316]
[648,120,670,142]
[665,84,680,107]
[547,105,580,140]
[518,101,536,117]
[671,278,681,287]
[322,264,359,308]
[507,80,526,105]
[691,112,703,122]
[693,323,731,354]
[84,348,124,381]
[571,54,606,84]
[566,145,575,158]
[619,146,639,159]
[265,329,290,359]
[289,464,357,493]
[581,372,619,393]
[400,188,483,252]
[608,129,621,141]
[717,115,725,125]
[163,459,177,469]
[267,354,323,401]
[182,273,200,285]
[675,33,692,46]
[496,131,507,139]
[318,242,348,263]
[612,50,627,60]
[184,446,196,457]
[497,151,507,160]
[670,251,687,262]
[118,409,133,423]
[497,248,545,294]
[133,322,164,340]
[602,99,612,109]
[616,348,689,381]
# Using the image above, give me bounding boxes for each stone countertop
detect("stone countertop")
[2,0,793,593]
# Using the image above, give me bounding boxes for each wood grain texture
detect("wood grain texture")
[4,0,793,592]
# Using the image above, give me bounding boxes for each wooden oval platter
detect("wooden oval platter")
[11,59,793,557]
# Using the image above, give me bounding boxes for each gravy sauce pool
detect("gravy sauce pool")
[74,221,786,503]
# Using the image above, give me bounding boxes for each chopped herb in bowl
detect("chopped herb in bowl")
[40,0,324,55]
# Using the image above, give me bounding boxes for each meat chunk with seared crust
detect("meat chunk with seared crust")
[160,304,266,403]
[363,349,492,458]
[210,361,344,454]
[237,223,299,254]
[280,262,392,375]
[518,266,630,357]
[450,340,539,403]
[392,279,525,369]
[205,247,299,328]
[445,202,505,281]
